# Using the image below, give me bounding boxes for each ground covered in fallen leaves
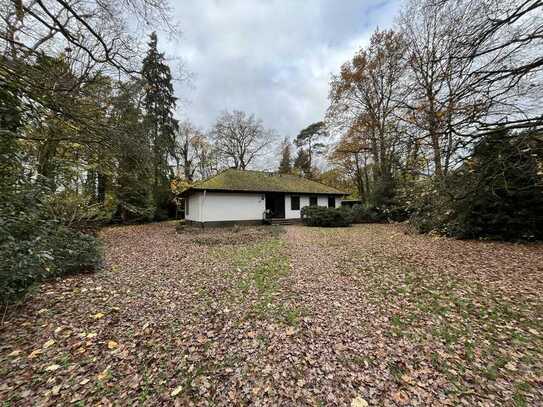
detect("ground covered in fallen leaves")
[1,222,542,406]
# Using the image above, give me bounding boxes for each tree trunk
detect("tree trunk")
[97,172,107,203]
[85,169,97,201]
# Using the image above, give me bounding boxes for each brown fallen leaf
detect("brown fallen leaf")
[51,385,61,396]
[171,385,183,397]
[505,361,517,371]
[107,340,118,350]
[28,349,42,359]
[401,374,415,385]
[93,312,105,320]
[351,395,369,407]
[7,350,22,357]
[97,368,110,381]
[45,364,61,372]
[392,390,410,405]
[43,339,56,349]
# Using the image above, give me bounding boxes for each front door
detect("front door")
[265,193,285,218]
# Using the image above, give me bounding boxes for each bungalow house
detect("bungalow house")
[181,169,346,227]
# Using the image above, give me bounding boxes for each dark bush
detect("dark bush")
[0,182,103,303]
[351,204,382,223]
[409,129,543,240]
[407,179,454,234]
[449,130,543,240]
[301,206,353,227]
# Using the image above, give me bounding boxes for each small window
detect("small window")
[185,197,189,216]
[291,195,300,210]
[328,196,335,208]
[309,196,318,207]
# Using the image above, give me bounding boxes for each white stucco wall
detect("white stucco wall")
[284,194,342,219]
[202,192,265,221]
[185,191,203,222]
[198,192,265,222]
[188,191,343,222]
[317,195,328,207]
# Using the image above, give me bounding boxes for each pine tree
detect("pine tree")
[141,32,178,214]
[111,80,155,222]
[295,121,327,170]
[293,148,312,178]
[278,138,292,174]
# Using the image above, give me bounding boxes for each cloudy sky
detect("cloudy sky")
[161,0,402,140]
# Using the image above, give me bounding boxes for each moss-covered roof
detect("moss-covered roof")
[184,169,346,195]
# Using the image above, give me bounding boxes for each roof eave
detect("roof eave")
[182,187,347,196]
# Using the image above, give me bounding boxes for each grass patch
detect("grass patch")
[214,236,295,323]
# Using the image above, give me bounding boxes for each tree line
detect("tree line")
[0,0,188,301]
[290,0,543,240]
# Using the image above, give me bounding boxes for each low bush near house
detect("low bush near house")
[351,204,382,223]
[301,206,353,227]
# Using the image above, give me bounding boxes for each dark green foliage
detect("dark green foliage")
[142,32,178,216]
[278,138,292,174]
[294,121,327,178]
[351,204,382,223]
[293,148,311,177]
[0,78,102,303]
[410,129,543,240]
[295,121,327,158]
[450,130,543,240]
[0,180,103,304]
[301,206,353,227]
[111,81,156,223]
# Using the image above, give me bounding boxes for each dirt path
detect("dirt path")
[1,223,542,406]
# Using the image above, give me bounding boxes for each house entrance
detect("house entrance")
[265,193,285,219]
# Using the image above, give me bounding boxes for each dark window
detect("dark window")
[291,195,300,210]
[185,198,189,216]
[309,196,318,206]
[328,196,335,208]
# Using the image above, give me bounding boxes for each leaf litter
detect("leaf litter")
[0,222,542,405]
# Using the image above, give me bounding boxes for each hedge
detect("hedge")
[301,206,353,227]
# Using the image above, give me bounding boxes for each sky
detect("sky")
[161,0,402,141]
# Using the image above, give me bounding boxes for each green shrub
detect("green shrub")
[0,182,103,303]
[351,204,382,223]
[301,206,353,227]
[407,179,454,234]
[409,129,543,240]
[448,130,543,240]
[46,191,115,231]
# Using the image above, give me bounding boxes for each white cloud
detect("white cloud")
[160,0,402,143]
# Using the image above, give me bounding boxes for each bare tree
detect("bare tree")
[1,0,175,72]
[408,0,543,135]
[211,110,273,170]
[458,0,543,131]
[398,0,493,177]
[174,121,206,182]
[194,133,220,179]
